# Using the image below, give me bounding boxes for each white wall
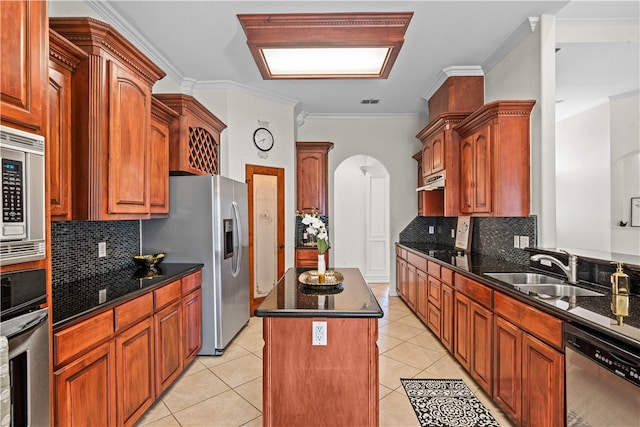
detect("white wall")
[297,116,423,289]
[556,101,611,252]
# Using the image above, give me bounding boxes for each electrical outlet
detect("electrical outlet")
[428,226,434,234]
[451,229,455,238]
[519,236,530,249]
[513,236,520,248]
[312,321,327,346]
[98,242,107,258]
[98,289,107,304]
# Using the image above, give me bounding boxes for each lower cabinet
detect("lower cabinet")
[294,248,328,268]
[53,270,202,426]
[440,283,454,352]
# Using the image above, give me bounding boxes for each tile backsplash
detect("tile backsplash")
[400,215,537,265]
[51,220,140,287]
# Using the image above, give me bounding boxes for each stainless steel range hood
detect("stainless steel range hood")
[417,172,445,191]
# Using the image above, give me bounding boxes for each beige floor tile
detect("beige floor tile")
[173,390,261,427]
[420,356,476,385]
[379,354,422,390]
[241,415,263,426]
[234,377,263,411]
[406,330,448,353]
[379,321,425,341]
[383,303,413,321]
[232,328,264,353]
[377,332,404,353]
[383,341,446,371]
[395,313,429,329]
[378,316,391,327]
[198,343,252,368]
[135,400,172,426]
[180,358,208,377]
[379,390,420,427]
[161,368,230,413]
[135,414,180,427]
[210,353,263,388]
[379,383,394,399]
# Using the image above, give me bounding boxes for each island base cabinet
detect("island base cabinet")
[54,342,117,427]
[262,317,379,427]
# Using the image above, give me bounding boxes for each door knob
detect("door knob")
[277,244,285,249]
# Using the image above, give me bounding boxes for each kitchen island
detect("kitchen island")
[255,267,383,427]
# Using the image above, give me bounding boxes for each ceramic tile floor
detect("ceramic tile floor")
[136,283,514,426]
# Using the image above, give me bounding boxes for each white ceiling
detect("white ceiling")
[51,1,639,119]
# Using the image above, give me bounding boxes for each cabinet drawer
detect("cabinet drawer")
[427,302,441,337]
[427,261,441,278]
[494,292,563,350]
[154,280,181,310]
[54,310,114,367]
[454,273,492,309]
[407,252,427,271]
[181,270,202,295]
[441,267,453,286]
[395,246,407,259]
[428,276,442,308]
[115,292,153,331]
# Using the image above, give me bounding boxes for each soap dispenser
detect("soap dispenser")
[610,261,629,326]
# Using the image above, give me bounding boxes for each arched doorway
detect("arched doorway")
[333,155,390,282]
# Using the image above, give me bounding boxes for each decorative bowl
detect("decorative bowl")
[298,270,344,287]
[133,253,165,268]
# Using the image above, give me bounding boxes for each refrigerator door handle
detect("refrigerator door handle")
[231,201,242,277]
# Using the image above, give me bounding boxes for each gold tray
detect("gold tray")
[298,270,344,287]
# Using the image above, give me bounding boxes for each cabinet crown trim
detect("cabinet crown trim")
[153,93,227,133]
[49,29,88,71]
[454,100,535,135]
[416,112,471,141]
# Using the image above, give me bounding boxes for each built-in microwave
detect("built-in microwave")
[0,125,46,266]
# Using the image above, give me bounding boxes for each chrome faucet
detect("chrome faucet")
[530,250,578,284]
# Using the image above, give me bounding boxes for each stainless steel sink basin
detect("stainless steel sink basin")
[513,284,604,297]
[485,272,564,285]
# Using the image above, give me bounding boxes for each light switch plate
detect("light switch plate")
[519,236,530,249]
[98,242,107,258]
[428,226,434,234]
[513,236,520,248]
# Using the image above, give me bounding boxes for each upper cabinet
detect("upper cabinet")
[296,141,334,215]
[49,17,166,220]
[48,29,88,221]
[454,100,536,217]
[149,97,179,217]
[0,0,48,133]
[152,93,226,176]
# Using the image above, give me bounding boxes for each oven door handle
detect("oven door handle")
[4,310,48,340]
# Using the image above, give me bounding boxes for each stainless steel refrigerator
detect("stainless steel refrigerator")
[142,175,249,355]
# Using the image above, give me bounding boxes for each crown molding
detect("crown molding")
[421,65,485,102]
[85,0,184,84]
[482,17,539,74]
[194,80,300,108]
[306,112,423,120]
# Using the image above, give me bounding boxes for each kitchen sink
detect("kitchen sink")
[513,284,604,297]
[484,272,564,285]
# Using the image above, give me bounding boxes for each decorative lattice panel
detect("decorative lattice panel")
[188,126,218,175]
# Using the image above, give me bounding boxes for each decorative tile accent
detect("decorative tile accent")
[51,220,140,288]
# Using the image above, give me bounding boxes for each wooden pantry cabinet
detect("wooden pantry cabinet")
[296,141,333,215]
[49,17,166,220]
[53,270,202,427]
[0,0,47,133]
[454,100,535,217]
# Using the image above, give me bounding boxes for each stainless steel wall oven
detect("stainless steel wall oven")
[0,268,49,427]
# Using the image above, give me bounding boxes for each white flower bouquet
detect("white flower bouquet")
[298,211,329,255]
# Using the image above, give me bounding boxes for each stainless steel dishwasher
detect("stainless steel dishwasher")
[565,323,640,426]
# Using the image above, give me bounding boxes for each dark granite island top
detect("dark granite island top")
[254,267,384,318]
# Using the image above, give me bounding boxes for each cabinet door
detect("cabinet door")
[155,301,183,395]
[430,132,445,173]
[459,135,474,214]
[416,268,428,322]
[296,150,327,214]
[406,263,417,310]
[472,126,492,213]
[421,141,432,177]
[522,333,564,427]
[0,0,46,131]
[440,284,454,352]
[470,302,493,394]
[453,292,471,370]
[48,64,73,220]
[116,317,155,427]
[107,60,151,216]
[54,342,117,427]
[396,257,406,299]
[493,316,521,424]
[149,110,170,215]
[183,288,203,364]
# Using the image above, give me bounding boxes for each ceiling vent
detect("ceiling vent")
[361,99,380,104]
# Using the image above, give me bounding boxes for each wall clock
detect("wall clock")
[253,127,274,152]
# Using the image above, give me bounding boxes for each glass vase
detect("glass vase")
[317,254,326,283]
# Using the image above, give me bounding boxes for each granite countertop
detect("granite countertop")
[398,242,640,351]
[52,262,204,329]
[255,267,384,318]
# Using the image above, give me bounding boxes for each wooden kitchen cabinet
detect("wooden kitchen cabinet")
[396,251,408,299]
[49,29,87,221]
[152,93,226,176]
[416,268,429,323]
[454,274,493,394]
[422,130,445,177]
[294,248,329,269]
[149,97,179,217]
[154,280,183,396]
[455,100,536,217]
[0,0,47,133]
[54,341,117,427]
[493,292,564,426]
[296,141,333,215]
[182,287,203,364]
[440,282,454,352]
[49,18,166,220]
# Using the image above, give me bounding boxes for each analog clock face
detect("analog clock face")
[253,127,274,152]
